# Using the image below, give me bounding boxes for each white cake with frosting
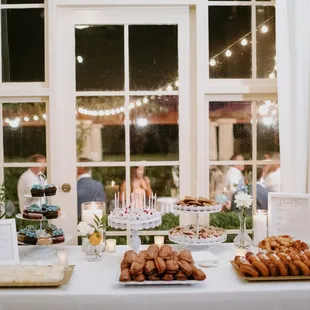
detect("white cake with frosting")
[109,206,161,221]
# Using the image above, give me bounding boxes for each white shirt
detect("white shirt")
[77,173,91,181]
[17,169,44,211]
[265,168,281,192]
[225,167,244,194]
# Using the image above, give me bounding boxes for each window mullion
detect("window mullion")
[251,2,257,79]
[0,103,4,184]
[251,101,257,213]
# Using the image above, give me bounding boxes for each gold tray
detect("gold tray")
[0,265,75,288]
[231,261,310,282]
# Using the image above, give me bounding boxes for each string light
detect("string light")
[42,114,47,119]
[143,97,149,104]
[209,59,217,67]
[269,72,275,79]
[175,80,179,87]
[261,25,269,33]
[166,85,173,92]
[77,56,83,63]
[136,100,142,107]
[225,49,232,57]
[33,115,39,121]
[241,38,248,46]
[24,116,29,122]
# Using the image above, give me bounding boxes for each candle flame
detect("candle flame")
[111,180,115,186]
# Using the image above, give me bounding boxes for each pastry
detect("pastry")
[177,196,217,207]
[178,260,193,277]
[175,270,188,281]
[133,274,146,282]
[166,260,179,274]
[144,260,157,275]
[268,254,288,276]
[146,244,159,260]
[23,205,43,220]
[257,254,279,276]
[130,258,145,277]
[161,273,174,281]
[138,250,148,260]
[52,229,65,244]
[120,259,128,270]
[17,230,26,243]
[31,184,44,197]
[172,251,179,262]
[24,230,38,245]
[179,249,194,264]
[245,253,269,277]
[148,274,160,281]
[124,250,137,265]
[119,268,131,282]
[45,224,57,235]
[293,261,310,276]
[42,205,60,219]
[44,184,57,196]
[191,267,207,281]
[37,233,52,246]
[170,225,225,241]
[154,257,166,274]
[158,245,173,260]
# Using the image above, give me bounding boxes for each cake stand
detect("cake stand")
[108,215,162,252]
[169,203,227,249]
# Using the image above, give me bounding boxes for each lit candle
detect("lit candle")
[106,239,117,252]
[235,248,246,257]
[154,236,164,247]
[57,250,68,265]
[253,210,267,246]
[82,202,103,223]
[144,190,146,207]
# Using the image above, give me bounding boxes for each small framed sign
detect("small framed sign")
[0,219,19,265]
[268,193,310,243]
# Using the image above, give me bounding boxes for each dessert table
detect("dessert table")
[1,244,310,310]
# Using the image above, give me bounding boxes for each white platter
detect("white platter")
[118,279,205,286]
[108,216,162,230]
[16,213,66,222]
[23,194,56,198]
[174,204,222,213]
[169,232,227,246]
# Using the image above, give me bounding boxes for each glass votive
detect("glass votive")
[57,250,68,265]
[81,201,106,224]
[154,236,164,247]
[253,210,268,246]
[106,239,117,252]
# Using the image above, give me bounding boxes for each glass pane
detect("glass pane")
[257,161,280,199]
[209,165,253,231]
[209,101,252,160]
[77,166,125,218]
[2,9,44,82]
[209,6,251,78]
[129,25,178,90]
[257,6,276,78]
[75,26,124,91]
[3,102,46,162]
[2,0,43,3]
[76,97,125,161]
[257,100,279,159]
[130,96,179,161]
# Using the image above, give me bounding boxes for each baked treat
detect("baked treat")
[24,230,38,245]
[31,184,44,197]
[45,223,57,235]
[144,260,157,275]
[148,274,160,281]
[23,205,43,220]
[178,260,193,277]
[154,257,166,274]
[43,205,60,219]
[120,259,128,270]
[52,229,65,244]
[172,251,179,262]
[130,258,146,277]
[37,233,52,246]
[158,245,173,260]
[175,270,188,281]
[133,274,146,282]
[177,196,217,207]
[192,267,207,281]
[146,244,159,260]
[166,260,179,274]
[138,250,147,260]
[161,273,174,281]
[124,250,137,265]
[179,249,194,264]
[44,184,57,196]
[119,268,131,282]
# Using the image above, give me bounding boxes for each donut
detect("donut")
[269,254,288,276]
[245,253,269,276]
[293,261,310,276]
[288,251,300,261]
[239,265,259,277]
[257,254,279,276]
[298,253,310,268]
[304,250,310,259]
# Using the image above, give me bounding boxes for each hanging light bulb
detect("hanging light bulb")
[274,64,277,71]
[42,114,47,119]
[269,72,275,79]
[225,49,232,57]
[33,115,39,121]
[136,100,142,107]
[209,59,216,67]
[261,25,269,33]
[4,118,9,123]
[77,56,84,63]
[143,97,149,104]
[241,38,248,46]
[166,85,173,92]
[24,116,29,122]
[175,80,180,87]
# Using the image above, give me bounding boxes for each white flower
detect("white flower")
[77,222,94,236]
[234,192,253,209]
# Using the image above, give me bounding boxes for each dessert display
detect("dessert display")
[119,245,206,283]
[18,226,37,245]
[31,184,44,197]
[51,228,65,244]
[21,204,61,220]
[258,235,308,254]
[109,205,161,222]
[177,196,217,207]
[44,184,57,196]
[169,225,227,244]
[42,204,61,219]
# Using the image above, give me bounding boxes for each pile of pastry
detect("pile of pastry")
[176,196,217,207]
[169,225,225,239]
[258,235,308,254]
[119,244,206,282]
[234,250,310,278]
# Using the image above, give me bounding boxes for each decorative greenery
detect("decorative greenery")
[0,184,6,219]
[76,121,92,158]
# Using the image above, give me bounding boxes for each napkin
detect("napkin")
[192,251,218,268]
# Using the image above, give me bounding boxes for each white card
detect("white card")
[268,193,310,243]
[0,219,19,265]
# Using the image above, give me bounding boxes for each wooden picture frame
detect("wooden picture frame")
[0,219,19,265]
[268,193,310,243]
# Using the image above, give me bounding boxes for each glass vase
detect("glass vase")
[84,239,102,261]
[234,206,252,251]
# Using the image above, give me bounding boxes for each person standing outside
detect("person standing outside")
[17,154,46,212]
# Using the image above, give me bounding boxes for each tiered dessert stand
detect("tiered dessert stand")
[169,201,227,248]
[108,192,161,252]
[16,173,70,258]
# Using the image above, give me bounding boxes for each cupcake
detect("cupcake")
[45,223,57,235]
[44,205,60,219]
[44,184,57,196]
[23,204,43,220]
[17,229,26,244]
[24,230,38,245]
[52,229,65,244]
[37,233,52,246]
[31,184,44,197]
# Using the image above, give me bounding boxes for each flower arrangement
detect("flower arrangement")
[0,184,6,220]
[77,215,105,259]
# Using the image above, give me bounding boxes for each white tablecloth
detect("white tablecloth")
[1,244,310,310]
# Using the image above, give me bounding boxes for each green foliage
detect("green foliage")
[76,121,92,158]
[0,184,5,219]
[210,211,253,229]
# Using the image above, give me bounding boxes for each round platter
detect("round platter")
[23,193,56,198]
[108,215,162,230]
[174,204,222,213]
[168,232,227,246]
[16,212,66,222]
[18,234,72,246]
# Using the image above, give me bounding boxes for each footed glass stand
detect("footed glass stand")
[130,230,141,252]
